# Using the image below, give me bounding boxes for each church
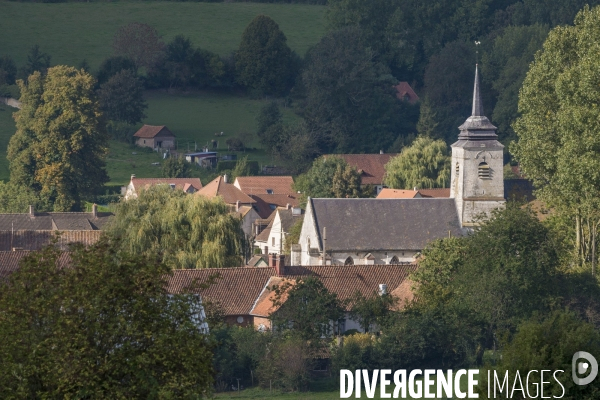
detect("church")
[292,66,506,266]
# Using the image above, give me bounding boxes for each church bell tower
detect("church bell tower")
[450,65,505,227]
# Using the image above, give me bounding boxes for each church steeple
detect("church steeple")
[457,65,497,140]
[472,64,484,117]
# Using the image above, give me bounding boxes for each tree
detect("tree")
[18,45,51,80]
[256,101,283,151]
[482,24,549,144]
[0,55,17,86]
[270,277,345,340]
[236,15,296,96]
[294,156,365,202]
[8,66,109,211]
[301,26,417,153]
[113,22,165,73]
[384,135,450,189]
[511,6,600,274]
[105,185,244,269]
[96,55,137,86]
[0,181,50,213]
[98,69,147,124]
[348,291,397,332]
[0,241,214,398]
[161,156,191,178]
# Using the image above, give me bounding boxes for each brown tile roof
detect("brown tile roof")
[255,225,271,243]
[377,189,420,199]
[394,82,419,103]
[0,251,71,281]
[196,176,255,205]
[250,193,300,219]
[251,276,295,317]
[234,176,295,195]
[133,125,175,138]
[326,154,396,186]
[417,188,450,198]
[167,267,275,315]
[250,264,418,316]
[132,178,202,193]
[390,278,416,310]
[247,255,268,267]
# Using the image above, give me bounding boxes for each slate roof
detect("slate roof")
[0,212,113,231]
[133,125,175,138]
[234,176,295,195]
[250,193,300,219]
[196,176,255,205]
[167,267,275,315]
[327,154,396,186]
[309,198,464,251]
[131,178,202,193]
[250,264,418,316]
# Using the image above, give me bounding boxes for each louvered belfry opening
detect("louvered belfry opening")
[478,162,491,179]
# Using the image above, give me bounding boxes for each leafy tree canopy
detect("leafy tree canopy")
[8,66,109,211]
[236,15,296,96]
[18,44,51,80]
[98,68,147,125]
[113,22,165,74]
[161,156,191,178]
[96,55,137,86]
[105,185,244,269]
[384,135,450,189]
[0,241,214,398]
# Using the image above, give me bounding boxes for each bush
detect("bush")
[217,160,259,175]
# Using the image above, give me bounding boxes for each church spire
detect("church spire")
[472,64,484,117]
[456,64,497,140]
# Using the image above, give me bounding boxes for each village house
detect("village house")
[124,175,203,200]
[233,176,299,219]
[254,206,304,255]
[296,66,505,265]
[0,205,112,251]
[324,153,396,195]
[133,125,176,149]
[196,175,260,238]
[394,82,420,103]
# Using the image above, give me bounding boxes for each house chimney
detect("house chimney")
[223,174,228,183]
[379,284,388,296]
[413,187,418,191]
[236,200,240,212]
[92,203,98,218]
[131,174,136,180]
[29,205,34,218]
[269,253,276,267]
[380,150,384,154]
[286,203,291,210]
[275,254,286,276]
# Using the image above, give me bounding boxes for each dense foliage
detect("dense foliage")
[8,66,109,211]
[0,242,214,398]
[106,185,244,269]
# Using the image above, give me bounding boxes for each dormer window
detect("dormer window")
[478,162,491,179]
[266,189,274,194]
[390,256,399,264]
[169,183,176,189]
[344,256,354,266]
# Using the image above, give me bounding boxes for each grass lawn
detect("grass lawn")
[0,1,326,70]
[0,104,16,181]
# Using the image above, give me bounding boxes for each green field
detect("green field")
[0,1,326,70]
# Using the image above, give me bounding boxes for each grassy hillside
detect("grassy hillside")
[0,1,326,70]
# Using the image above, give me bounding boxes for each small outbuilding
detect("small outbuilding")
[133,125,176,149]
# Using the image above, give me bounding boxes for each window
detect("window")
[390,256,400,264]
[455,163,460,173]
[272,237,275,246]
[269,204,277,210]
[478,162,491,179]
[266,189,274,194]
[344,256,354,266]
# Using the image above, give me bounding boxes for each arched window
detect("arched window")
[478,162,491,179]
[455,163,460,174]
[389,256,400,264]
[344,256,354,266]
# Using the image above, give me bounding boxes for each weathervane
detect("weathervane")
[475,40,481,64]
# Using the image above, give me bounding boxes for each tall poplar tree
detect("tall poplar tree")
[8,66,109,211]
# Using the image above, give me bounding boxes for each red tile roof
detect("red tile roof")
[133,125,175,138]
[327,154,396,186]
[417,188,450,198]
[0,230,103,251]
[132,178,202,192]
[196,176,255,205]
[0,251,71,281]
[250,193,300,219]
[234,176,295,195]
[394,82,419,103]
[377,189,420,199]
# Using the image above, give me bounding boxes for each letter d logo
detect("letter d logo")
[572,351,598,386]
